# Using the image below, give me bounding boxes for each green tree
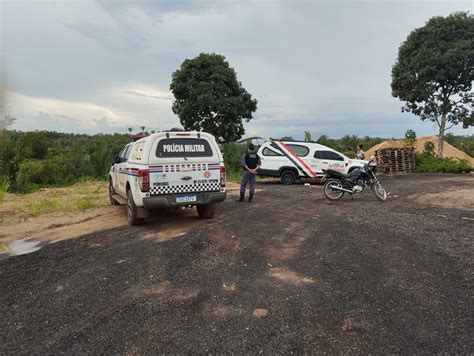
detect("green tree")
[170,53,257,142]
[404,129,417,149]
[0,116,18,189]
[316,134,336,149]
[391,12,474,157]
[0,114,16,130]
[339,134,359,151]
[304,131,313,142]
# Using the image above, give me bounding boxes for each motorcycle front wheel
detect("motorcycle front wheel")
[323,179,344,200]
[372,181,387,201]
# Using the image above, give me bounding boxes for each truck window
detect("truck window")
[262,147,283,156]
[314,150,344,161]
[119,145,131,161]
[125,146,133,160]
[287,144,309,157]
[130,142,145,161]
[156,138,213,158]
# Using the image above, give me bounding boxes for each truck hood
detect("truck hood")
[352,159,369,166]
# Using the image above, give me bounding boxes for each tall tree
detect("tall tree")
[0,116,19,190]
[391,12,474,157]
[170,53,257,142]
[0,114,16,130]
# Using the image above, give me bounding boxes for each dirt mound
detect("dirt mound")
[365,136,474,167]
[408,188,474,211]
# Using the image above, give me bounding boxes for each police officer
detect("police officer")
[237,143,261,203]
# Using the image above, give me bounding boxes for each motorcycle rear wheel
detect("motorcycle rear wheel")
[323,179,344,200]
[372,181,387,201]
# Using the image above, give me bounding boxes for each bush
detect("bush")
[75,196,94,210]
[342,151,356,159]
[0,180,9,203]
[16,158,77,193]
[424,141,435,155]
[415,153,471,173]
[223,143,247,179]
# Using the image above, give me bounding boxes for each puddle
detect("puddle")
[0,239,44,256]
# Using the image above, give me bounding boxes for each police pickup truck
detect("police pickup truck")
[257,140,367,184]
[109,131,226,225]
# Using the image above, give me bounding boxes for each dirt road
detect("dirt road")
[1,174,473,354]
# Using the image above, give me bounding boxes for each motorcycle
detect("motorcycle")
[322,157,388,201]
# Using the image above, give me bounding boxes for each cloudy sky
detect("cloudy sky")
[1,0,472,140]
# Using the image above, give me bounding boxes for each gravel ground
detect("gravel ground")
[1,174,473,354]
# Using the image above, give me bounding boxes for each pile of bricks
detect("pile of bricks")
[375,148,415,174]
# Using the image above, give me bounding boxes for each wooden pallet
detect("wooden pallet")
[375,148,416,174]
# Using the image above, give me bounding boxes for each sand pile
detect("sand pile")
[365,136,474,166]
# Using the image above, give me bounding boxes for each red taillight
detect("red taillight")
[138,169,149,192]
[176,133,191,136]
[220,166,226,187]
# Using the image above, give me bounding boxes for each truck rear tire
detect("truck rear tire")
[280,170,297,185]
[127,189,143,225]
[197,203,216,219]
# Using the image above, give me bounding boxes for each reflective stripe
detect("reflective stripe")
[269,142,309,177]
[269,141,318,178]
[278,141,318,178]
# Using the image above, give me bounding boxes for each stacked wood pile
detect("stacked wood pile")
[375,148,415,174]
[365,136,474,168]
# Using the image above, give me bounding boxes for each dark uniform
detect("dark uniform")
[238,150,261,202]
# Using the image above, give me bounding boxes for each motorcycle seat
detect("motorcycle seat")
[323,169,353,179]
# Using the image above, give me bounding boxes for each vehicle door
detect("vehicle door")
[314,150,346,173]
[284,143,312,178]
[111,146,126,193]
[116,144,132,195]
[259,145,284,173]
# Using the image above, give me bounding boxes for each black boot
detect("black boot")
[248,194,254,203]
[236,193,244,202]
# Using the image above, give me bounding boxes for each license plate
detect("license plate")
[176,194,197,203]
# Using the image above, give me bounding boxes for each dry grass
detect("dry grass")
[0,181,109,224]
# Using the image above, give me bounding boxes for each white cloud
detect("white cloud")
[2,0,472,139]
[5,91,129,133]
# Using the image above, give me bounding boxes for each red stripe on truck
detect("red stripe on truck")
[278,141,318,178]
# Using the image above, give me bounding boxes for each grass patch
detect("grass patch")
[0,180,10,203]
[79,176,98,183]
[75,186,101,210]
[23,197,62,216]
[75,196,94,210]
[2,181,109,224]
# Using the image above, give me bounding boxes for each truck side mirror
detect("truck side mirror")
[107,154,120,165]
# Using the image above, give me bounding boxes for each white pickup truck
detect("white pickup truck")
[108,131,227,225]
[257,140,367,184]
